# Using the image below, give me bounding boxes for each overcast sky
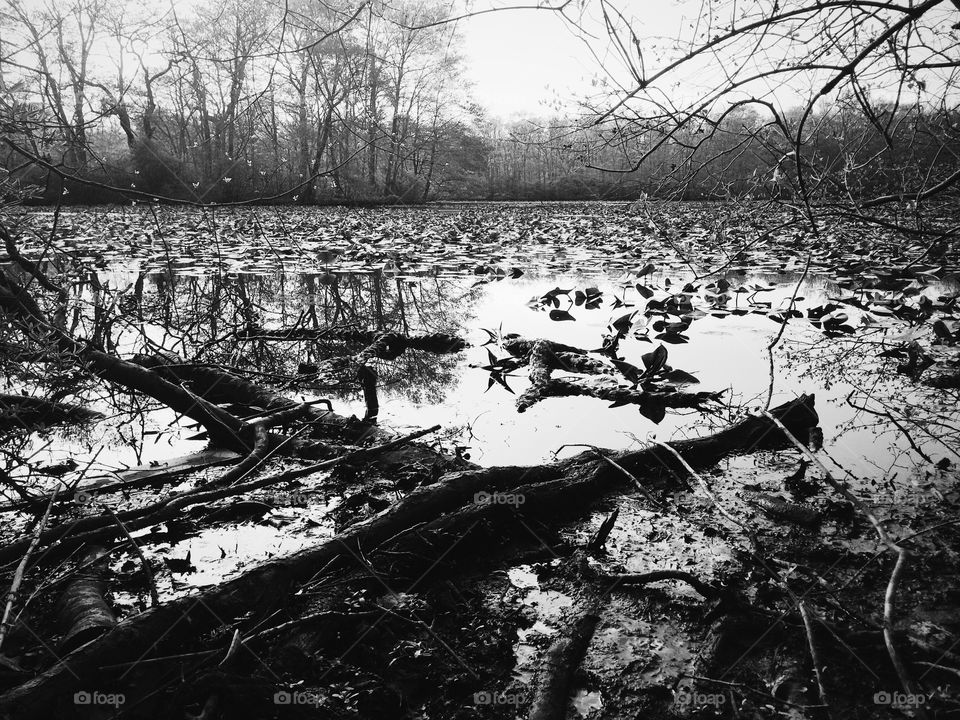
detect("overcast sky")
[460,7,595,118]
[458,1,698,118]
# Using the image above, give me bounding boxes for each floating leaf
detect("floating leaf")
[611,359,641,383]
[611,312,635,335]
[655,332,689,344]
[641,344,668,374]
[636,284,654,299]
[638,399,666,424]
[549,309,576,322]
[637,263,656,277]
[663,368,700,385]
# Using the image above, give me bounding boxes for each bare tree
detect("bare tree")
[562,0,960,235]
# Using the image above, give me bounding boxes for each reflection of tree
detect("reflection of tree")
[123,267,473,407]
[0,230,477,488]
[781,328,960,480]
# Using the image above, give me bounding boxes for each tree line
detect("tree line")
[1,0,958,206]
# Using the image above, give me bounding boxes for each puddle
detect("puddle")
[507,564,574,686]
[571,687,603,716]
[110,482,339,604]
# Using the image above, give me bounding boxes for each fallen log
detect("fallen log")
[518,376,724,415]
[516,338,723,418]
[527,601,601,720]
[0,426,441,567]
[0,393,102,434]
[54,547,115,654]
[132,352,310,416]
[0,395,818,718]
[0,271,254,451]
[503,338,590,357]
[132,351,379,444]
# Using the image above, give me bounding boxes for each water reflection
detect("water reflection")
[2,252,957,506]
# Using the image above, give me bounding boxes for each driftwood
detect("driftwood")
[0,395,818,718]
[133,334,464,438]
[133,352,315,416]
[516,338,722,416]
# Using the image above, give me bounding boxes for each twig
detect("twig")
[845,392,933,463]
[799,601,832,718]
[765,253,812,410]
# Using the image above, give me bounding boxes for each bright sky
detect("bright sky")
[460,7,596,119]
[458,1,695,119]
[457,0,959,119]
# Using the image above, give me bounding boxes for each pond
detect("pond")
[5,202,956,499]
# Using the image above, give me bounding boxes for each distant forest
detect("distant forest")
[1,0,958,204]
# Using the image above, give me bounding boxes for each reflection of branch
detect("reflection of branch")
[765,253,812,410]
[844,392,933,463]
